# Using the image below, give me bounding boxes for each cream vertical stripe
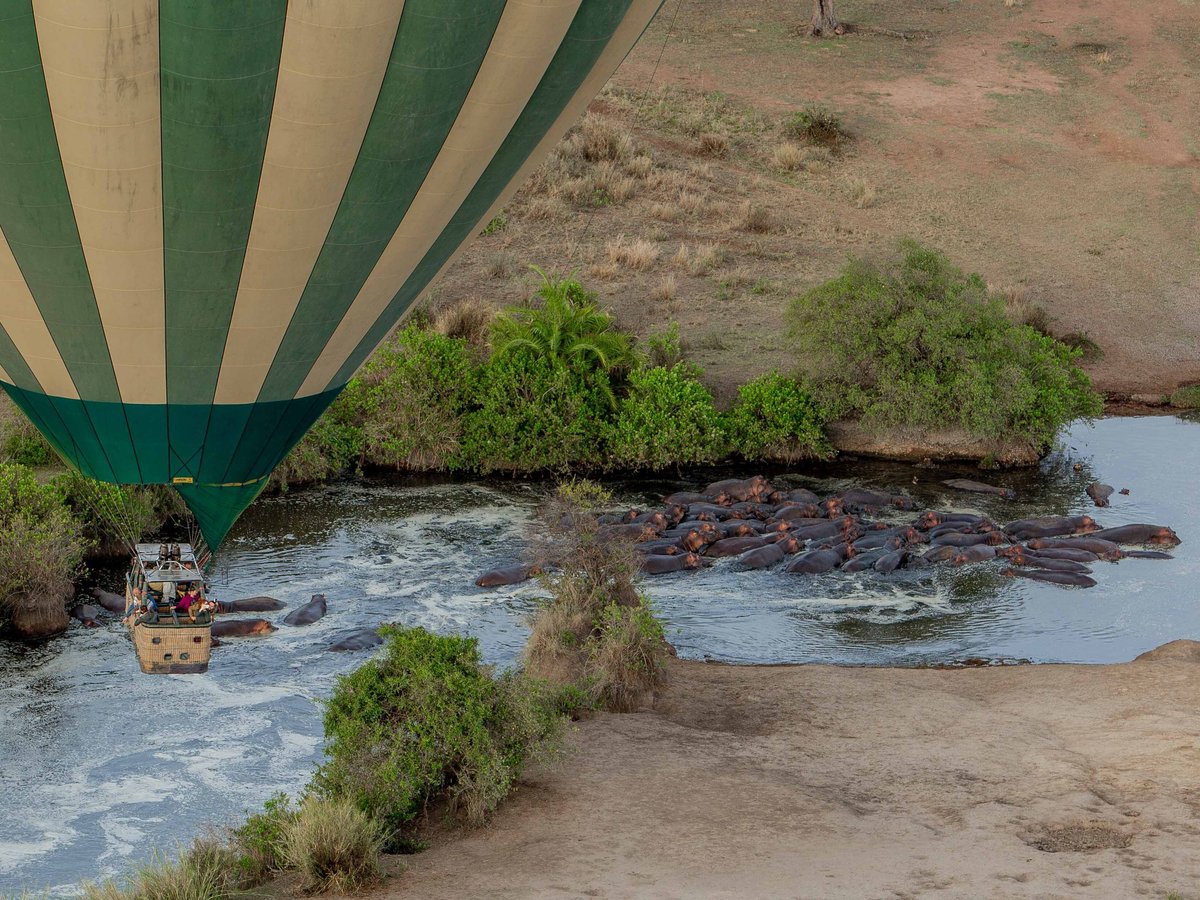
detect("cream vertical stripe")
[0,365,11,384]
[336,0,663,389]
[213,0,405,405]
[297,0,583,397]
[0,225,78,398]
[34,0,164,404]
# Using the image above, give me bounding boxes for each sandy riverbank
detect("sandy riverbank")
[382,642,1199,899]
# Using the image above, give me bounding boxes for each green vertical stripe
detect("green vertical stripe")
[0,2,120,402]
[159,0,286,477]
[328,0,644,390]
[256,0,506,403]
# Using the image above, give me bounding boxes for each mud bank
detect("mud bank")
[392,643,1200,899]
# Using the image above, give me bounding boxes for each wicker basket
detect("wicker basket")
[129,615,212,675]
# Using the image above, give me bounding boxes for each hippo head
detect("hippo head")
[1150,527,1181,545]
[681,553,703,569]
[679,531,706,553]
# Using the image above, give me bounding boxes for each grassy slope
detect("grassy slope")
[432,0,1200,404]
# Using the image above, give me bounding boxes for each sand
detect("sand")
[385,642,1200,899]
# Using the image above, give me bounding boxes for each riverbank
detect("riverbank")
[386,643,1200,899]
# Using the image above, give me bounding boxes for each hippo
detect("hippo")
[916,511,986,530]
[943,479,1017,500]
[629,511,669,532]
[951,545,998,565]
[818,498,845,518]
[1026,537,1124,560]
[661,504,688,526]
[784,549,843,575]
[771,504,823,522]
[475,565,540,588]
[873,549,909,574]
[220,596,286,613]
[770,535,805,554]
[1085,483,1114,507]
[1003,568,1097,588]
[90,588,128,614]
[1124,550,1174,559]
[717,520,761,538]
[705,536,770,558]
[282,594,327,627]
[783,488,821,505]
[599,523,658,542]
[931,531,1006,548]
[839,489,915,511]
[1001,550,1091,574]
[788,517,857,542]
[327,629,385,652]
[664,491,715,507]
[212,618,276,637]
[1005,515,1097,541]
[1087,524,1181,547]
[687,503,735,522]
[640,552,703,575]
[922,545,960,563]
[852,534,903,553]
[737,544,785,570]
[704,477,770,503]
[672,528,713,553]
[635,540,682,556]
[1013,546,1099,563]
[842,550,886,573]
[70,604,103,627]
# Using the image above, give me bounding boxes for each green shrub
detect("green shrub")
[314,626,563,841]
[785,104,847,148]
[585,601,666,712]
[231,793,295,887]
[1168,386,1200,410]
[0,463,85,638]
[457,353,610,473]
[0,398,56,467]
[786,242,1103,446]
[726,372,832,462]
[352,325,473,471]
[280,798,384,894]
[82,839,239,900]
[644,322,686,369]
[606,364,726,471]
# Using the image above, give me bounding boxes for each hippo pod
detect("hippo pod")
[475,565,541,588]
[211,618,276,637]
[327,628,385,652]
[1003,568,1097,588]
[282,594,327,627]
[220,596,285,612]
[90,588,128,614]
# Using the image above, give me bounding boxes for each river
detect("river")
[0,415,1196,891]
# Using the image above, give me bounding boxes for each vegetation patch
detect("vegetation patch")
[786,241,1103,447]
[726,372,832,463]
[607,364,727,471]
[785,104,849,150]
[1168,385,1200,410]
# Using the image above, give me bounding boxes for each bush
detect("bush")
[785,242,1103,446]
[231,793,295,887]
[0,397,56,466]
[353,325,473,471]
[314,626,563,841]
[82,839,239,900]
[280,798,384,894]
[606,365,726,471]
[726,372,832,462]
[54,471,174,555]
[524,482,666,712]
[457,353,610,473]
[1169,385,1200,410]
[0,463,85,638]
[785,104,847,148]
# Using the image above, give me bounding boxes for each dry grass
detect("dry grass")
[606,236,660,271]
[845,176,877,209]
[487,251,516,279]
[1003,0,1022,7]
[649,201,681,222]
[652,273,678,303]
[687,242,728,275]
[433,299,492,347]
[586,261,621,281]
[734,201,781,233]
[770,142,810,172]
[993,283,1054,335]
[1095,49,1113,64]
[282,798,384,894]
[564,112,634,164]
[677,189,708,216]
[697,132,730,158]
[522,196,566,221]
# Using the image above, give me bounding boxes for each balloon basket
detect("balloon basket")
[128,616,212,675]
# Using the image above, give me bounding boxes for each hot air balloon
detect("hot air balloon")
[0,0,663,548]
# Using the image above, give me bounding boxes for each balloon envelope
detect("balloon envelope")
[0,0,662,546]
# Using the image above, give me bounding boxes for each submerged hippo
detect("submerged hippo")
[951,544,998,565]
[212,618,276,637]
[475,565,540,588]
[943,479,1017,500]
[1003,568,1097,588]
[1026,537,1124,560]
[1085,482,1115,507]
[70,604,103,628]
[922,545,960,563]
[90,588,127,614]
[282,594,327,627]
[1124,550,1174,560]
[221,596,286,612]
[327,629,385,652]
[1002,550,1092,574]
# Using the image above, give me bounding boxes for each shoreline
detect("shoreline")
[382,642,1200,899]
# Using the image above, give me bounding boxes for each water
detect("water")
[0,416,1196,891]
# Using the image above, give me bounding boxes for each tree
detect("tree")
[810,0,844,36]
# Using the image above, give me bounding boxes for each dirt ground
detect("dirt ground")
[434,0,1200,404]
[381,641,1200,899]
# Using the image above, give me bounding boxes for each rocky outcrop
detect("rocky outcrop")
[826,421,1042,466]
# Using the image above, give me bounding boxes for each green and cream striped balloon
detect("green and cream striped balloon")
[0,0,662,546]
